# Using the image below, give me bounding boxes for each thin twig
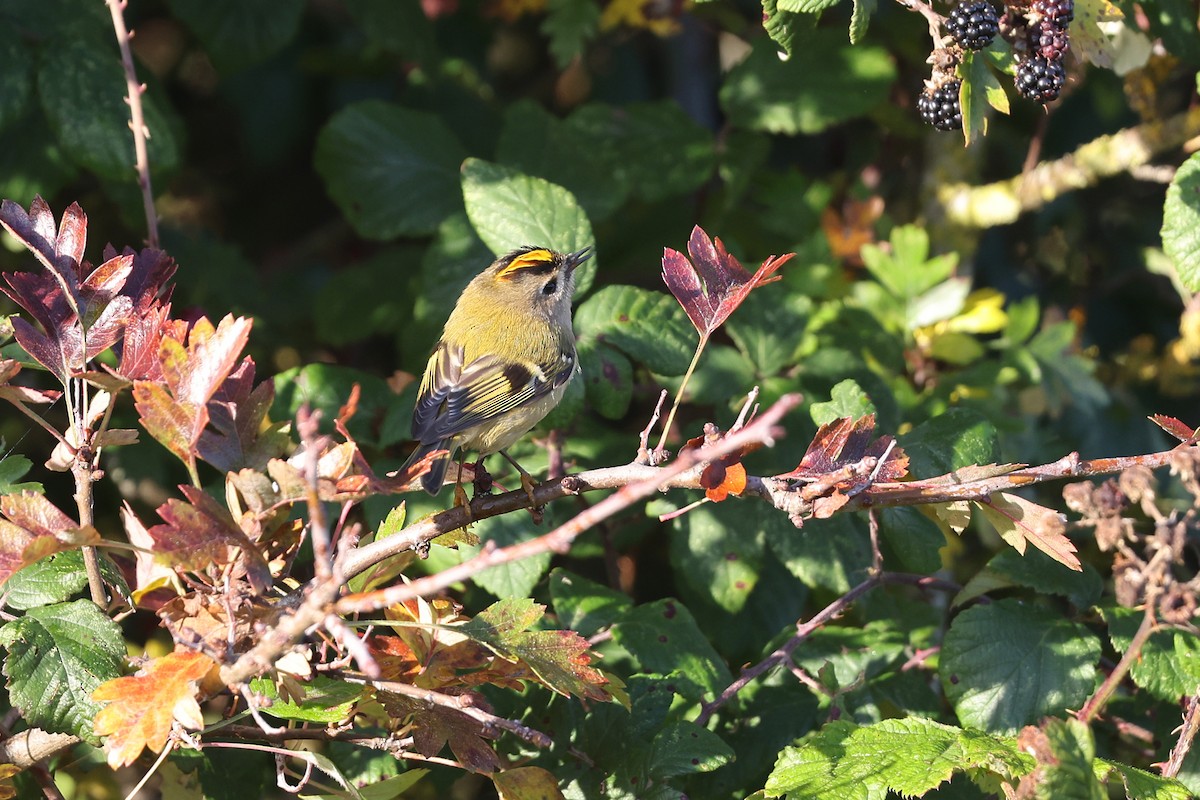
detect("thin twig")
[338,395,800,615]
[1163,691,1200,778]
[656,338,708,458]
[337,674,554,748]
[636,389,669,465]
[1076,604,1157,725]
[105,0,159,247]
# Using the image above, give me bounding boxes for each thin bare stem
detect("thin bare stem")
[636,389,668,464]
[1077,605,1157,725]
[655,336,708,458]
[1163,692,1200,779]
[105,0,159,247]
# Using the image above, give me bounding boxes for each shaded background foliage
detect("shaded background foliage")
[0,0,1198,797]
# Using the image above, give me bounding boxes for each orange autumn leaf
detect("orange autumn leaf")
[93,651,219,768]
[820,196,884,263]
[702,458,747,502]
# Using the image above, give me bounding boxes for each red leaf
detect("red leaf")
[780,414,908,483]
[661,225,794,339]
[1150,414,1196,442]
[0,493,101,587]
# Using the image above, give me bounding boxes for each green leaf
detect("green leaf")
[461,158,597,294]
[497,100,623,221]
[810,379,875,426]
[458,597,614,702]
[0,29,32,133]
[726,289,812,376]
[314,101,467,240]
[249,675,359,724]
[575,285,696,375]
[548,568,631,638]
[876,506,946,574]
[647,721,733,779]
[0,455,41,495]
[777,0,840,12]
[542,0,600,67]
[0,600,125,743]
[1097,759,1195,800]
[860,225,958,301]
[768,513,872,593]
[1162,151,1200,292]
[762,0,818,56]
[900,408,998,478]
[849,0,876,44]
[940,599,1100,734]
[721,32,895,134]
[578,339,633,419]
[343,0,435,61]
[273,363,396,447]
[671,502,765,614]
[1038,718,1105,800]
[167,0,305,73]
[612,599,732,699]
[764,718,1032,798]
[955,548,1103,609]
[5,550,125,611]
[459,513,552,599]
[0,110,79,203]
[566,102,715,205]
[1103,606,1200,702]
[38,37,180,182]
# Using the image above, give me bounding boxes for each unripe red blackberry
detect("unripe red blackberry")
[918,79,963,131]
[1029,19,1069,60]
[1031,0,1074,26]
[946,1,1000,50]
[1015,55,1066,102]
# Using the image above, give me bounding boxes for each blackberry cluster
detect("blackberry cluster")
[1015,0,1073,102]
[1015,55,1066,102]
[946,1,1000,51]
[918,79,963,131]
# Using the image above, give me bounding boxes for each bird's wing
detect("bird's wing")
[410,340,576,443]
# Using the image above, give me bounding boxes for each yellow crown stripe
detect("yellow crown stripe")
[497,249,554,279]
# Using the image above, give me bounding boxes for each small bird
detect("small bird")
[404,245,592,497]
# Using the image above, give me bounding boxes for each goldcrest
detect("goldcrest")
[404,245,592,494]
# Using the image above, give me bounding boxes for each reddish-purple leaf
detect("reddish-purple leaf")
[0,493,101,587]
[661,225,795,339]
[114,304,174,382]
[1,491,76,536]
[780,414,909,483]
[0,197,87,315]
[133,382,205,465]
[148,485,272,593]
[197,367,289,472]
[1151,414,1196,442]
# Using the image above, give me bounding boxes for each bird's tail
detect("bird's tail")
[403,441,454,495]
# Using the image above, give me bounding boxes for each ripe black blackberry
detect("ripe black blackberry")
[1015,55,1066,102]
[918,79,963,131]
[1029,19,1069,60]
[1031,0,1074,26]
[946,1,1000,50]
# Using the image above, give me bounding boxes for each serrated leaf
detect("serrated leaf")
[93,650,216,767]
[940,599,1100,733]
[1018,719,1104,800]
[577,339,632,419]
[1071,0,1123,68]
[493,766,565,800]
[1162,151,1200,292]
[548,568,631,638]
[777,0,840,11]
[315,101,467,239]
[458,597,614,702]
[1097,759,1194,800]
[38,37,179,182]
[459,513,552,600]
[542,0,599,68]
[0,599,125,743]
[769,513,872,592]
[721,33,894,134]
[849,0,876,44]
[167,0,305,73]
[977,492,1081,571]
[461,158,597,294]
[611,599,732,699]
[955,547,1103,609]
[900,408,998,477]
[647,721,733,778]
[249,675,359,724]
[1102,606,1200,702]
[762,0,815,56]
[810,379,875,425]
[765,717,1032,798]
[5,549,125,611]
[574,285,695,375]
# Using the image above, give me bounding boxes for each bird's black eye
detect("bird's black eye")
[542,278,557,296]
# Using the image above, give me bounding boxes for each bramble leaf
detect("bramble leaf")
[0,600,125,744]
[93,650,218,767]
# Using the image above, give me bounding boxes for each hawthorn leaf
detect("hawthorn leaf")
[147,485,272,594]
[779,414,908,484]
[492,766,565,800]
[940,599,1100,733]
[0,492,101,587]
[661,225,793,341]
[93,651,218,767]
[1150,413,1196,442]
[458,597,613,702]
[0,599,125,743]
[977,492,1081,571]
[378,691,502,774]
[133,381,203,465]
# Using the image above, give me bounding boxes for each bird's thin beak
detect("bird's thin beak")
[566,247,593,272]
